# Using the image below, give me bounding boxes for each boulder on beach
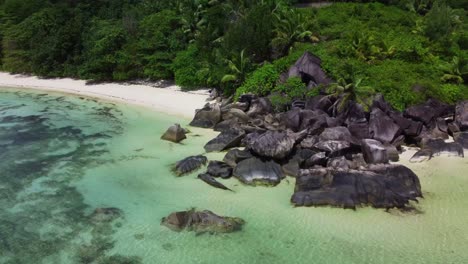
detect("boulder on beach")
[361,139,389,164]
[291,164,422,209]
[190,104,221,128]
[161,209,245,234]
[247,130,296,160]
[204,128,245,152]
[233,157,284,186]
[161,124,187,143]
[369,108,401,144]
[172,155,208,176]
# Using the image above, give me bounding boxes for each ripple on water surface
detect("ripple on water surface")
[0,88,467,264]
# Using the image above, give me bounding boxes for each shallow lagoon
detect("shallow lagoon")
[0,88,467,264]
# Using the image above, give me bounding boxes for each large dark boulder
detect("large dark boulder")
[282,108,301,132]
[304,152,328,167]
[246,97,273,117]
[247,130,296,160]
[206,161,233,179]
[454,132,468,149]
[161,124,187,143]
[161,210,244,233]
[190,104,221,128]
[389,112,423,137]
[404,99,453,125]
[282,52,333,86]
[204,128,245,152]
[371,94,393,114]
[361,139,389,164]
[455,101,468,131]
[319,126,355,143]
[222,108,250,123]
[223,148,253,167]
[299,110,329,134]
[369,108,402,144]
[304,95,333,112]
[172,155,208,176]
[348,122,371,140]
[313,140,352,157]
[291,164,422,209]
[233,157,284,186]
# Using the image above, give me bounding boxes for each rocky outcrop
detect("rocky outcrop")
[161,124,187,143]
[161,210,244,234]
[204,128,245,152]
[233,157,284,186]
[291,164,422,209]
[361,139,388,164]
[172,155,208,176]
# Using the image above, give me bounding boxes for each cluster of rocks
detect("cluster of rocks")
[161,209,245,234]
[182,89,468,209]
[161,52,467,235]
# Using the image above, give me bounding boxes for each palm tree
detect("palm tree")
[440,56,467,84]
[221,49,251,86]
[272,8,316,58]
[327,76,375,112]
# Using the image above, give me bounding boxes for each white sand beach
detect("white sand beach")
[0,72,209,118]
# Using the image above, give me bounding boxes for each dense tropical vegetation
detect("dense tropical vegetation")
[0,0,467,110]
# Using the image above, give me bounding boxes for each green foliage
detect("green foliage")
[328,76,375,111]
[272,8,317,58]
[274,77,307,99]
[424,1,461,42]
[236,64,280,98]
[428,83,468,104]
[269,93,292,112]
[139,10,185,80]
[439,56,468,84]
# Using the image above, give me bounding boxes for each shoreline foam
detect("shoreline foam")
[0,72,209,118]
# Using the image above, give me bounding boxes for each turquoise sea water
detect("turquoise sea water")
[1,88,467,264]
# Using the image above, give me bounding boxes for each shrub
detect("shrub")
[235,64,280,98]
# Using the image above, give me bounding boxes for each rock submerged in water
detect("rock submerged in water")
[161,209,245,234]
[206,161,233,179]
[233,157,284,186]
[198,173,233,191]
[90,207,123,223]
[291,164,422,209]
[172,155,208,176]
[161,124,187,143]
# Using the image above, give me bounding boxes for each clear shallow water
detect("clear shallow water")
[1,88,467,264]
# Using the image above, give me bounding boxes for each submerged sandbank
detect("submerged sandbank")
[0,72,209,118]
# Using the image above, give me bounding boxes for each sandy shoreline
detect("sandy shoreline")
[0,72,209,118]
